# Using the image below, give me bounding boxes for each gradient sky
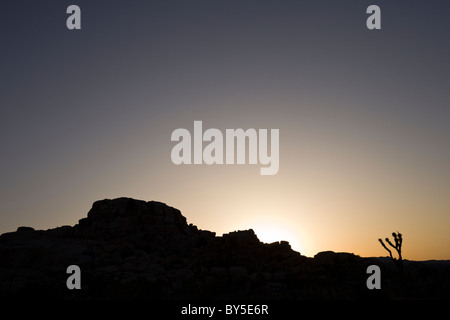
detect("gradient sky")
[1,1,449,260]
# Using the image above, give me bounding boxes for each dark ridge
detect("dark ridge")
[0,198,449,299]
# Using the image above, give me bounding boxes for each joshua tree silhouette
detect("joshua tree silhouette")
[379,232,404,277]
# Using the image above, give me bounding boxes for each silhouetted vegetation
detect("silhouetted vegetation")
[379,232,404,278]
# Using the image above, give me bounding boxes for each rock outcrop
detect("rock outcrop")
[0,197,449,299]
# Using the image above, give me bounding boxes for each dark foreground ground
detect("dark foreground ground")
[1,198,449,300]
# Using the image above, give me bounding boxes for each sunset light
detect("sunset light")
[1,1,450,306]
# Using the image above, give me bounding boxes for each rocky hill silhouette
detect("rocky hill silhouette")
[0,197,449,299]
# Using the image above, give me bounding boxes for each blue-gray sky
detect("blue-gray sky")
[1,1,449,259]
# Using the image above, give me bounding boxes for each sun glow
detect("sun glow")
[250,222,303,254]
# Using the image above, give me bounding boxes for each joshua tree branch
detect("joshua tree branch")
[378,238,394,260]
[386,238,397,250]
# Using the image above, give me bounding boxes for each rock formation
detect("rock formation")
[0,197,449,299]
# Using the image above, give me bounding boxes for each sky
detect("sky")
[1,0,449,260]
